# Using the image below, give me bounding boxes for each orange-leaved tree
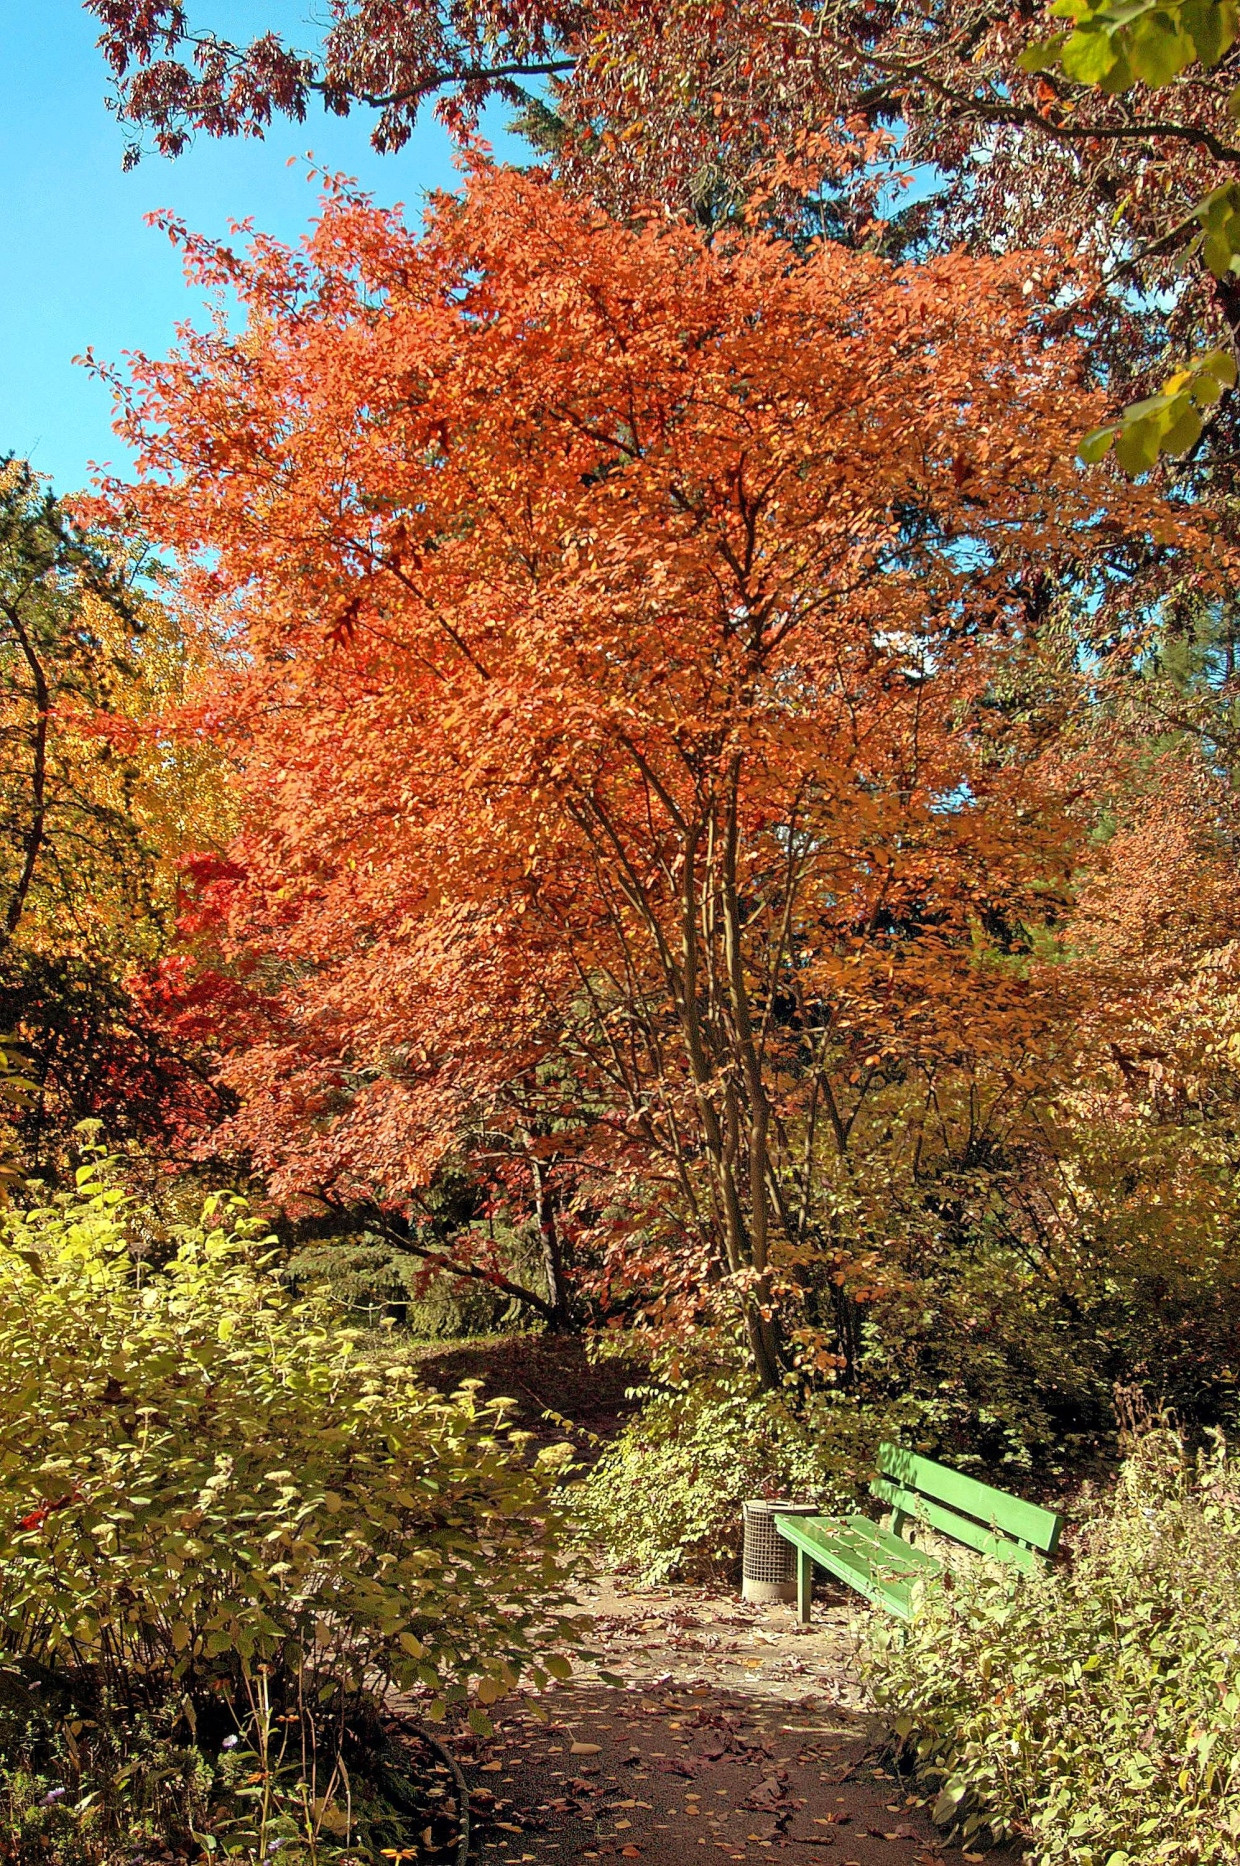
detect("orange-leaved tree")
[101,167,1184,1384]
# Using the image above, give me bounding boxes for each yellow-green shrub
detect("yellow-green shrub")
[865,1430,1240,1864]
[0,1157,581,1852]
[575,1366,884,1582]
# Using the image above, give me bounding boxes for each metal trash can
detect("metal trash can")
[741,1499,819,1604]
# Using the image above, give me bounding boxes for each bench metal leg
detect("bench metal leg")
[797,1547,813,1625]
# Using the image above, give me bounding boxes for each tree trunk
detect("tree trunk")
[3,604,50,945]
[530,1152,571,1331]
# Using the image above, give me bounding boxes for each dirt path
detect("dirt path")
[447,1578,1023,1866]
[406,1336,1024,1861]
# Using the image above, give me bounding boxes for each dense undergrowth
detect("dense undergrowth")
[574,1224,1197,1588]
[576,1085,1240,1586]
[575,1365,861,1583]
[0,1156,580,1863]
[864,1429,1240,1865]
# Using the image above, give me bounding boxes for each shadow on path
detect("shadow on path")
[444,1578,1024,1866]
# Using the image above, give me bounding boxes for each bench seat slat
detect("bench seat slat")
[776,1519,913,1618]
[869,1477,1041,1573]
[877,1442,1064,1554]
[773,1512,941,1621]
[798,1511,942,1576]
[832,1514,941,1573]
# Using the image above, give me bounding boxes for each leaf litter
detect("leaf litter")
[423,1573,1026,1864]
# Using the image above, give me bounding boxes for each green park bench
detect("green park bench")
[773,1441,1065,1623]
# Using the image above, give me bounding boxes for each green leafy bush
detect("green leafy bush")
[575,1365,886,1582]
[864,1429,1240,1864]
[0,1156,581,1856]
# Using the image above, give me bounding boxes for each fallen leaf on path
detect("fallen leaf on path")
[571,1741,602,1755]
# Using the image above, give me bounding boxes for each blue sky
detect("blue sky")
[0,2,520,494]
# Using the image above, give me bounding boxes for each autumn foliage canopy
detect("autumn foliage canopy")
[104,167,1183,1381]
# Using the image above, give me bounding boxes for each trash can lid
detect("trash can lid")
[742,1498,819,1514]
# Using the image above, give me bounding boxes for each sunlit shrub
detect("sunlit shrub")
[0,1155,581,1855]
[574,1362,888,1582]
[865,1429,1240,1864]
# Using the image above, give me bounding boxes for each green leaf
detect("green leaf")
[1185,0,1239,63]
[1158,398,1203,454]
[1206,346,1238,386]
[1190,369,1227,407]
[468,1707,495,1738]
[1127,16,1196,82]
[1113,414,1164,474]
[1203,228,1240,277]
[1032,0,1238,92]
[1078,424,1118,463]
[1061,26,1127,83]
[1085,345,1237,472]
[932,1783,967,1826]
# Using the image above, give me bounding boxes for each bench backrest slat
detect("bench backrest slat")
[877,1442,1064,1555]
[870,1477,1041,1572]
